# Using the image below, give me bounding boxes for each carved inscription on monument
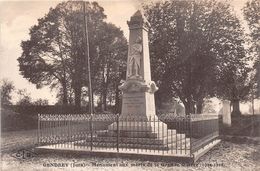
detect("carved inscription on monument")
[123,93,145,114]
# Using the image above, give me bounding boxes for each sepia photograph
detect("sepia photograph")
[0,0,259,170]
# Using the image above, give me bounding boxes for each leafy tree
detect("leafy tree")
[18,1,127,110]
[59,1,107,108]
[216,65,252,116]
[0,79,15,105]
[243,0,260,53]
[18,3,74,105]
[33,98,49,105]
[243,0,260,97]
[16,89,32,106]
[93,23,127,111]
[17,97,32,106]
[143,0,248,114]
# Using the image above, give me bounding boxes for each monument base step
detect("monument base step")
[97,130,158,138]
[108,120,169,131]
[96,130,185,141]
[74,138,190,151]
[106,124,178,139]
[75,140,169,150]
[96,130,186,142]
[73,135,190,145]
[72,129,191,151]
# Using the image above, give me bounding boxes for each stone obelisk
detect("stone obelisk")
[108,10,168,135]
[119,10,158,119]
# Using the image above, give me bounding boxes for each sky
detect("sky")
[0,0,140,104]
[0,0,257,112]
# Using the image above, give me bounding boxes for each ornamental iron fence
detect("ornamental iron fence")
[37,113,219,158]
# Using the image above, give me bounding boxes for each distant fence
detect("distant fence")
[219,115,260,136]
[3,105,89,116]
[37,113,219,158]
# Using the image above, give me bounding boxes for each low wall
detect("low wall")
[219,115,260,136]
[2,105,89,116]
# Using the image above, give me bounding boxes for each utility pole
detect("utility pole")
[252,90,254,115]
[83,2,93,114]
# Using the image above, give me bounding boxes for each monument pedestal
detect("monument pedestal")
[107,10,167,140]
[107,77,164,138]
[108,116,169,138]
[78,10,190,150]
[222,100,231,127]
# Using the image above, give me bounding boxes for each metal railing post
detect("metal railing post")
[217,116,219,136]
[68,115,71,149]
[189,115,193,157]
[90,113,93,151]
[37,114,40,146]
[117,113,119,152]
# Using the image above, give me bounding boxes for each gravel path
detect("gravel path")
[1,139,259,171]
[1,130,260,170]
[1,129,38,152]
